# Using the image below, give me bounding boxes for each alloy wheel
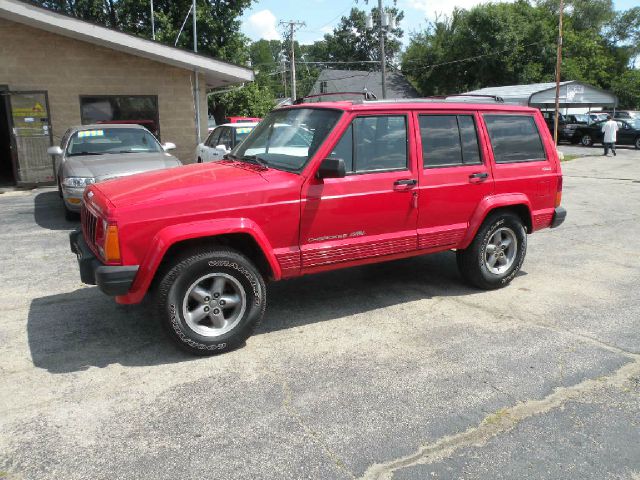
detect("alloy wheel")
[182,273,247,337]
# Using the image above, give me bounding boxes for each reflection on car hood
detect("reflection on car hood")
[64,152,181,181]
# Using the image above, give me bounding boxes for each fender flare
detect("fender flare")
[117,218,281,304]
[459,194,533,249]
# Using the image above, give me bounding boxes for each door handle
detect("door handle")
[469,172,489,183]
[394,179,417,187]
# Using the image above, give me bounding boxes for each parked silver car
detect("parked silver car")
[48,124,181,219]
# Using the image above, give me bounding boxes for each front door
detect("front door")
[415,111,494,249]
[300,114,419,273]
[7,91,54,185]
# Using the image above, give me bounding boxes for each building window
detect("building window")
[320,81,328,94]
[80,95,160,138]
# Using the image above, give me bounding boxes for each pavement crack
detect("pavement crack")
[358,358,640,480]
[269,370,356,479]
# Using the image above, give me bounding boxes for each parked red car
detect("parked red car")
[71,100,566,355]
[225,116,262,124]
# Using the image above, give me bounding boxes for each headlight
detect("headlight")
[62,177,95,188]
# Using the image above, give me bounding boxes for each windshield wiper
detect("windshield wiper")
[67,152,102,156]
[240,154,269,168]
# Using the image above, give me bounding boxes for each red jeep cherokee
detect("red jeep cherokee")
[70,100,566,355]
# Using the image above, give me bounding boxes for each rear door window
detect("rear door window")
[419,114,481,168]
[483,114,546,163]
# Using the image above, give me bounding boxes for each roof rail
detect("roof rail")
[293,91,377,105]
[427,94,505,103]
[355,94,505,104]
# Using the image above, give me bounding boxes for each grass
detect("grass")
[561,154,580,162]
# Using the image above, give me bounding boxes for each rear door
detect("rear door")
[480,111,557,231]
[415,111,494,249]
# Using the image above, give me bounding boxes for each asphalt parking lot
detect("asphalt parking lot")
[1,147,639,479]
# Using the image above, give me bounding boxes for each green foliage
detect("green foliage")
[31,0,253,63]
[317,7,404,65]
[402,0,640,99]
[210,83,275,123]
[611,70,640,109]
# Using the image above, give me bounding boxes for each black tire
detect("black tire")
[456,212,527,290]
[156,248,266,355]
[57,177,63,198]
[635,136,640,150]
[197,157,203,163]
[581,134,593,147]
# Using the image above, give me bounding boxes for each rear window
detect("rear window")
[483,115,546,163]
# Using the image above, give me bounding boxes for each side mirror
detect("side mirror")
[317,158,346,179]
[48,146,63,156]
[162,142,176,151]
[216,144,230,152]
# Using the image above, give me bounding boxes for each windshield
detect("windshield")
[67,128,162,156]
[232,108,342,172]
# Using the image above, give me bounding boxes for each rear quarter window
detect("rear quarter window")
[483,114,546,163]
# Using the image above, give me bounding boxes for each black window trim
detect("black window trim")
[418,113,484,170]
[341,113,410,176]
[483,113,548,164]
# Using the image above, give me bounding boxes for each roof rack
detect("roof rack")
[293,91,378,105]
[355,94,504,104]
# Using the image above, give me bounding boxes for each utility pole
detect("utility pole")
[367,4,395,99]
[150,0,155,40]
[378,0,386,99]
[193,0,201,144]
[280,20,305,101]
[553,0,564,145]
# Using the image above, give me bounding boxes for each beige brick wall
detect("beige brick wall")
[0,17,208,163]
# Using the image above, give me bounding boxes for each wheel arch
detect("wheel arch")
[116,218,281,304]
[460,196,533,250]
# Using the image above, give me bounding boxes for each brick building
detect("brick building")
[0,0,253,186]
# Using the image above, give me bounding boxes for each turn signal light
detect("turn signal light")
[104,225,121,263]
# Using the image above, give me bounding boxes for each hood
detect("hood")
[64,152,181,181]
[93,160,270,208]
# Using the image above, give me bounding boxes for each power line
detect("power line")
[401,41,547,72]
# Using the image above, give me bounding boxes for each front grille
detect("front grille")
[81,204,98,249]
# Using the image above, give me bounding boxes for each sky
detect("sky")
[240,0,638,47]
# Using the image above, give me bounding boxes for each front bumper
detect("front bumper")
[69,230,139,296]
[62,187,84,211]
[550,207,567,228]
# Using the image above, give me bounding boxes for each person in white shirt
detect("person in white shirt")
[601,115,619,156]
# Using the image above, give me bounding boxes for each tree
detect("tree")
[611,69,640,109]
[313,6,404,66]
[209,82,275,123]
[31,0,253,63]
[401,0,639,97]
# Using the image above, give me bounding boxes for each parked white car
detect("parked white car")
[195,123,257,163]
